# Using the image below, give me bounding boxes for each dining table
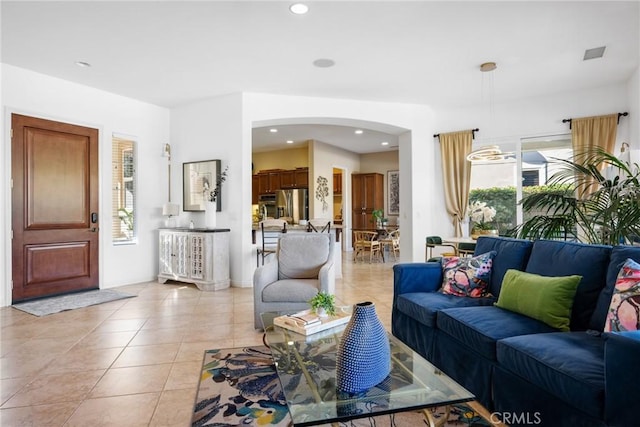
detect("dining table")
[442,236,477,245]
[442,236,477,255]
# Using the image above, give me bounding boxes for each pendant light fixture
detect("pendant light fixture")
[467,62,513,162]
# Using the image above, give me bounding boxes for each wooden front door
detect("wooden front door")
[11,114,99,302]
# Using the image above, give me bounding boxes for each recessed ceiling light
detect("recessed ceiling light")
[289,3,309,15]
[313,58,335,68]
[584,46,606,60]
[75,61,91,68]
[381,141,389,146]
[286,140,294,144]
[354,129,363,135]
[270,128,278,133]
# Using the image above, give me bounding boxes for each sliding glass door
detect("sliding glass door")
[468,134,572,235]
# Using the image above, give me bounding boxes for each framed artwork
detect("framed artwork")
[388,170,399,215]
[183,159,221,212]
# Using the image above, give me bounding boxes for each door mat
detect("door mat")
[193,346,491,427]
[12,289,135,316]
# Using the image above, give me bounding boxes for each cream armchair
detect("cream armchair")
[253,233,335,329]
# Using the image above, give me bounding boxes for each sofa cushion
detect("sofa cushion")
[604,258,640,332]
[441,251,496,297]
[495,269,582,331]
[474,236,533,297]
[525,239,611,331]
[592,245,640,331]
[262,279,319,302]
[437,306,557,360]
[395,293,495,328]
[277,234,331,279]
[496,332,605,419]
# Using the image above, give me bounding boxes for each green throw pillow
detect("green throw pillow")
[495,269,582,332]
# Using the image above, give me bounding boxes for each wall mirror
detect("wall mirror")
[183,159,221,212]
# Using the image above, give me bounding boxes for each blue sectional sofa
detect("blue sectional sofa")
[392,236,640,427]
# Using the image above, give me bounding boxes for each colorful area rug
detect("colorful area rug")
[192,346,491,427]
[12,289,135,316]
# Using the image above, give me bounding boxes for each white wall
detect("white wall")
[1,64,170,306]
[307,140,360,249]
[170,93,245,286]
[628,66,640,164]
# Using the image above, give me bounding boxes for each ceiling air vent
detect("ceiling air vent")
[583,46,606,61]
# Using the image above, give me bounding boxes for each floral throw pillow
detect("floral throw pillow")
[604,258,640,332]
[441,251,496,298]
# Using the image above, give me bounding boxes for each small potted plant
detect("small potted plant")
[371,209,384,228]
[468,201,498,239]
[309,292,336,318]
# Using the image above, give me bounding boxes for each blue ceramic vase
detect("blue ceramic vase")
[336,301,391,393]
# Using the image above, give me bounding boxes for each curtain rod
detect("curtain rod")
[433,128,479,139]
[562,112,628,129]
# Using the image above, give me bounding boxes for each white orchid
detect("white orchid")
[469,201,496,230]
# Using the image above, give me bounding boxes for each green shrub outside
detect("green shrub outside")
[469,184,572,235]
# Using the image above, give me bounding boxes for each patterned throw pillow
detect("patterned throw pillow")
[441,251,496,298]
[604,258,640,332]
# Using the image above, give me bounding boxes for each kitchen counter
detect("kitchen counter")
[251,223,342,242]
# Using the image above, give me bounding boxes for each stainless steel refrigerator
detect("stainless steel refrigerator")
[275,189,309,224]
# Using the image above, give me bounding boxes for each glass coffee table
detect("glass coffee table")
[261,311,474,427]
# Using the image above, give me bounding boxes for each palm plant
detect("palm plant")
[510,147,640,245]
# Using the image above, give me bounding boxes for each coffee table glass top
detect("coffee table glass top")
[261,311,474,426]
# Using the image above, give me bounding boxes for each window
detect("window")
[468,135,572,235]
[112,136,136,243]
[522,170,540,186]
[468,141,517,235]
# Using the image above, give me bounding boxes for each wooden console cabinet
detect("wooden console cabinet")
[158,228,230,291]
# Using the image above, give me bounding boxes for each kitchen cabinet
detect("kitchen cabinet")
[294,168,309,188]
[158,228,230,291]
[351,173,384,243]
[281,168,309,188]
[333,173,342,194]
[280,170,295,188]
[257,170,282,194]
[260,167,308,190]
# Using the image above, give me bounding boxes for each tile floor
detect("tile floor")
[0,257,398,426]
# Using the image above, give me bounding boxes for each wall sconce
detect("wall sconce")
[162,143,179,227]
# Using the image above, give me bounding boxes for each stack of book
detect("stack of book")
[273,309,351,335]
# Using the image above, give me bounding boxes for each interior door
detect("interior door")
[11,114,99,302]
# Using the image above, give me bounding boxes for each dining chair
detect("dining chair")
[257,219,287,267]
[457,241,477,257]
[353,230,383,263]
[308,219,331,233]
[425,236,457,261]
[379,229,400,261]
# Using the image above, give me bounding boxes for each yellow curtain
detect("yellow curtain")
[571,114,618,196]
[440,130,473,236]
